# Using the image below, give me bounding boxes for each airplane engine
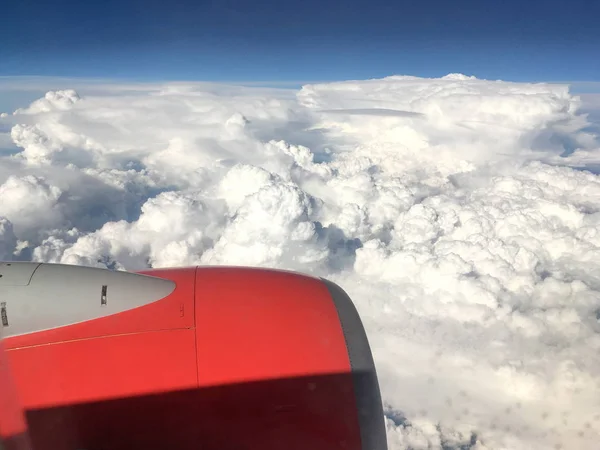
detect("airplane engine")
[0,262,387,450]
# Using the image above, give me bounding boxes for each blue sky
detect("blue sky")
[1,0,599,82]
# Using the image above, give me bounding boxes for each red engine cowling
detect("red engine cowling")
[0,262,386,450]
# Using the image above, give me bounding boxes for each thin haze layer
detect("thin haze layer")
[1,74,600,449]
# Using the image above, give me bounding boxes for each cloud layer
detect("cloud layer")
[1,74,600,449]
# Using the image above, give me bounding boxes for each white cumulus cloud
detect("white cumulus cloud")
[2,75,600,450]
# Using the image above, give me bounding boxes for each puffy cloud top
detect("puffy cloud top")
[14,89,81,114]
